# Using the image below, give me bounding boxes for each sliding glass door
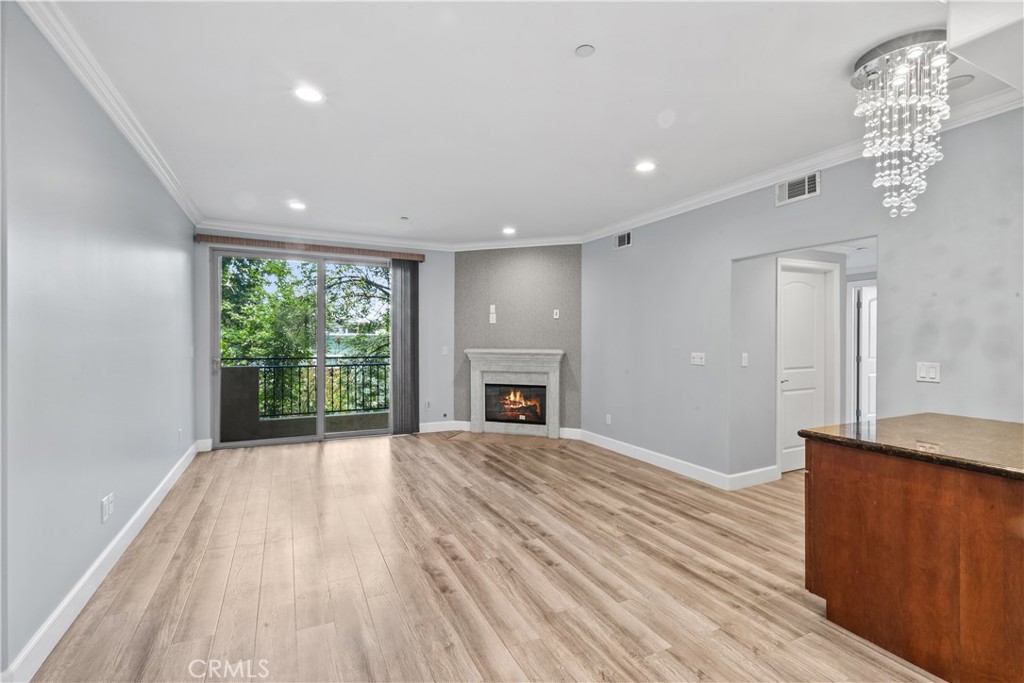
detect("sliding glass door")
[214,251,391,446]
[324,261,392,436]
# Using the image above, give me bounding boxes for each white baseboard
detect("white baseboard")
[415,424,774,490]
[418,422,581,440]
[195,438,213,453]
[579,430,779,491]
[3,440,202,683]
[418,420,471,433]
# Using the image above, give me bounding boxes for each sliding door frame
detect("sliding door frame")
[210,247,392,449]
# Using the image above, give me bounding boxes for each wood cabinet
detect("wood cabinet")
[804,438,1023,682]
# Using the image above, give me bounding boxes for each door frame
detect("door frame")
[845,278,877,423]
[775,258,841,472]
[210,248,392,449]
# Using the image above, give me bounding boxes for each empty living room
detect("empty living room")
[1,2,1022,682]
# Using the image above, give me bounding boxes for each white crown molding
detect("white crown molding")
[21,0,1022,252]
[580,88,1023,244]
[198,218,582,253]
[18,1,202,226]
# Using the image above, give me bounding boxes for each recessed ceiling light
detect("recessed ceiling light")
[948,74,975,90]
[293,85,324,103]
[287,200,307,210]
[400,216,410,221]
[575,44,596,58]
[502,226,516,235]
[635,160,656,173]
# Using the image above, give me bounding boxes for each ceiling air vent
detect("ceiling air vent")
[614,231,633,250]
[775,171,821,207]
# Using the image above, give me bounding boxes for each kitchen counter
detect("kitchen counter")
[801,413,1023,682]
[798,412,1024,480]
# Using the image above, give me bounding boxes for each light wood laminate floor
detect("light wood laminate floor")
[35,432,937,682]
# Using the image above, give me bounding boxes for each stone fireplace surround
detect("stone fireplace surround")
[466,348,564,438]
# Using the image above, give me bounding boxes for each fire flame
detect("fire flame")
[501,389,541,412]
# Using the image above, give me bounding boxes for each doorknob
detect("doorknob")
[780,379,789,384]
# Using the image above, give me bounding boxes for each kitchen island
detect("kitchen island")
[800,413,1023,682]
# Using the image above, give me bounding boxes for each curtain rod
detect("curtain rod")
[194,233,426,262]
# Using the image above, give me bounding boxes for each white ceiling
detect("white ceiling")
[34,2,1023,249]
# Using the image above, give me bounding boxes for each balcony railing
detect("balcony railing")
[222,356,390,418]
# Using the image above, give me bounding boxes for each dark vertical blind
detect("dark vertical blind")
[391,259,419,434]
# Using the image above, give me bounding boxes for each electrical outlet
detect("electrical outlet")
[442,346,448,356]
[605,414,612,425]
[425,400,431,410]
[178,427,183,445]
[741,352,749,367]
[101,493,114,523]
[489,313,496,324]
[690,352,706,366]
[553,309,560,319]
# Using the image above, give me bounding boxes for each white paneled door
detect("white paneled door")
[777,261,838,472]
[858,285,878,421]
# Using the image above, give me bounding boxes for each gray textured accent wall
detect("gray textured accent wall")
[3,3,196,665]
[583,108,1023,475]
[454,245,582,429]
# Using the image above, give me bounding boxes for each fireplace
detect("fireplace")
[466,348,564,438]
[485,384,546,425]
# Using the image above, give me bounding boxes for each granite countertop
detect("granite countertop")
[798,413,1024,480]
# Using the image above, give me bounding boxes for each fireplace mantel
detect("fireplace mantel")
[466,348,564,438]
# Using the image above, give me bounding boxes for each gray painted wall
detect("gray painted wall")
[728,256,777,475]
[192,243,455,438]
[454,245,582,429]
[419,251,456,425]
[3,3,196,664]
[583,108,1023,475]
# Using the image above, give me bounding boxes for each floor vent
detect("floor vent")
[614,231,633,249]
[775,171,821,207]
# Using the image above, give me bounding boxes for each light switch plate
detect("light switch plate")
[916,361,941,383]
[741,352,749,367]
[489,313,496,324]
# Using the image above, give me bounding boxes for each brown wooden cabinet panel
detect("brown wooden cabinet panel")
[805,439,1023,682]
[958,471,1024,682]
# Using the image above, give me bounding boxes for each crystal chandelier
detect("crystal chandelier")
[851,30,954,217]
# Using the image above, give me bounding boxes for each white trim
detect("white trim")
[418,420,470,433]
[198,219,582,254]
[195,438,213,453]
[579,91,1022,244]
[558,428,581,440]
[16,0,1022,253]
[17,1,200,226]
[2,441,202,683]
[580,430,780,491]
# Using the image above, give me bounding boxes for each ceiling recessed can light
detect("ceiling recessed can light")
[635,160,656,173]
[575,44,596,58]
[293,85,324,103]
[400,216,409,221]
[947,74,974,90]
[502,226,516,235]
[287,200,307,210]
